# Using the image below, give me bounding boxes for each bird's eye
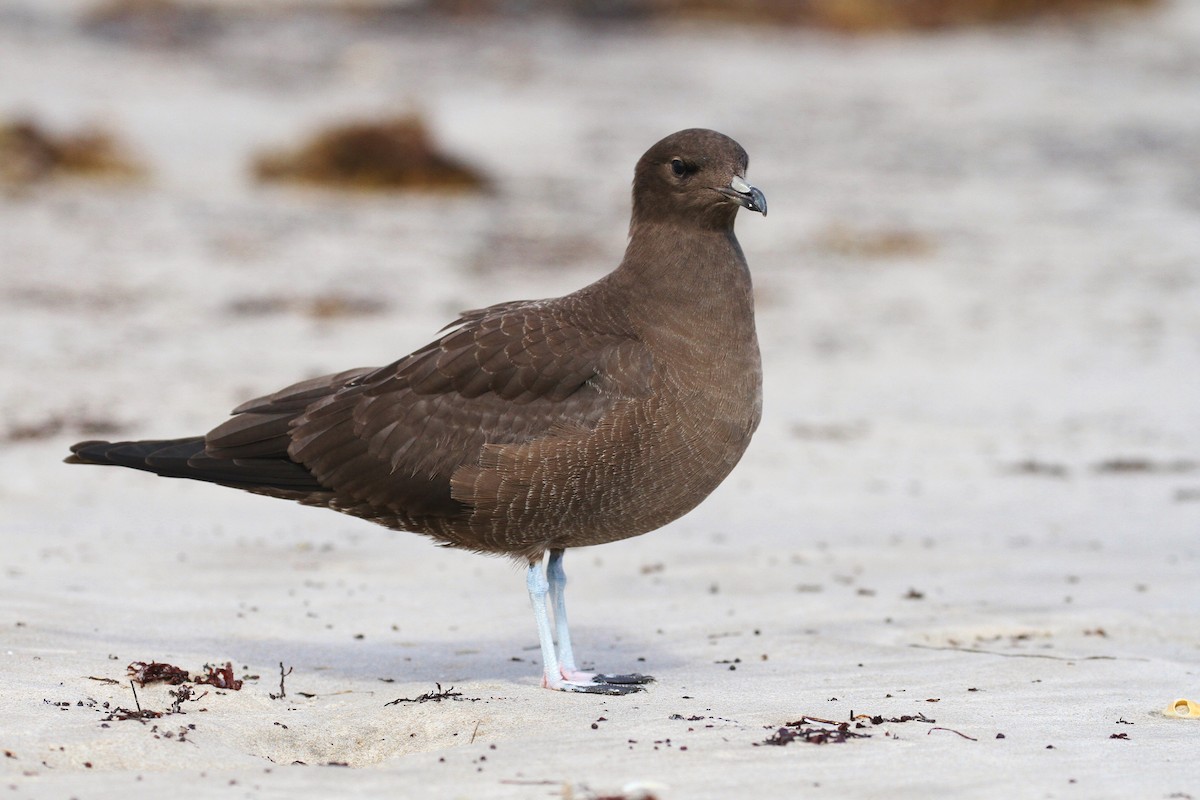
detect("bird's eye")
[670,158,687,178]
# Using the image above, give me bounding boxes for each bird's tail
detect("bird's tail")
[65,437,324,492]
[66,437,207,474]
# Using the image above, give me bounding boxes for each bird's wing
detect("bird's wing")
[204,297,651,521]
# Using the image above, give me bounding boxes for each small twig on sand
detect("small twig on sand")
[269,662,293,700]
[130,680,142,713]
[928,726,977,741]
[909,643,1134,662]
[796,714,843,726]
[384,683,470,706]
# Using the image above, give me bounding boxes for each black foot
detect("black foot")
[560,680,648,695]
[593,673,655,686]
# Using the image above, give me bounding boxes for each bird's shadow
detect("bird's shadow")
[89,625,678,692]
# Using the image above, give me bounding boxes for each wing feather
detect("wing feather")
[200,293,651,536]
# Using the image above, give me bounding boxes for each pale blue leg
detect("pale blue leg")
[540,549,654,693]
[528,557,638,694]
[526,559,563,690]
[546,548,585,679]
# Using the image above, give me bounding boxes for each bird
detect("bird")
[66,128,767,694]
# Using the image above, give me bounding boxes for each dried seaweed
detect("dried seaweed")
[1007,460,1070,478]
[168,684,207,714]
[226,293,388,320]
[385,683,478,705]
[0,118,143,184]
[102,681,162,722]
[86,676,122,685]
[756,711,936,746]
[254,115,487,193]
[658,0,1158,31]
[1092,457,1197,474]
[859,712,936,725]
[128,660,243,691]
[127,661,190,686]
[334,0,1157,30]
[80,0,222,46]
[760,719,870,746]
[195,662,243,691]
[103,706,163,722]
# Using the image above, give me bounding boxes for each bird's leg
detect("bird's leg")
[526,558,565,689]
[526,555,649,695]
[546,548,588,682]
[545,549,654,690]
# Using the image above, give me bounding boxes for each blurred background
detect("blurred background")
[2,4,1198,786]
[2,0,1197,534]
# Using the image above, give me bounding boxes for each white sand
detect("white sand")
[2,2,1198,797]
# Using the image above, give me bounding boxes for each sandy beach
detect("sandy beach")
[2,1,1198,797]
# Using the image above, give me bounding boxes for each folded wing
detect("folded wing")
[203,297,649,529]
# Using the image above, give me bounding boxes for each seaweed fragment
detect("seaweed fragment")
[127,661,190,686]
[757,711,937,746]
[0,117,143,184]
[254,115,487,193]
[195,662,243,691]
[385,683,479,705]
[759,718,870,746]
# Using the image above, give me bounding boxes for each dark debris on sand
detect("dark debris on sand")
[254,115,488,193]
[0,117,143,184]
[385,683,481,705]
[336,0,1158,31]
[757,711,936,746]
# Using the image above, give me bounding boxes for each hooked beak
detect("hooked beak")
[716,175,767,216]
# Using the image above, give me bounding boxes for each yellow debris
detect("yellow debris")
[1163,699,1200,718]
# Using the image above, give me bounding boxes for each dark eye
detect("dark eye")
[670,158,687,177]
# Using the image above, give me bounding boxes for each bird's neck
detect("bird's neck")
[615,222,755,331]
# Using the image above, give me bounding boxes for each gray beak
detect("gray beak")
[717,175,767,216]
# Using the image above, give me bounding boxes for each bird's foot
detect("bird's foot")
[543,671,654,695]
[561,667,655,685]
[592,672,655,686]
[561,680,647,695]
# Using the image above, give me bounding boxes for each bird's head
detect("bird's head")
[631,128,767,230]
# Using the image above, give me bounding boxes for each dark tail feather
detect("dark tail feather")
[66,437,203,471]
[66,437,326,492]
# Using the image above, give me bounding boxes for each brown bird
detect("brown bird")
[67,128,766,694]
